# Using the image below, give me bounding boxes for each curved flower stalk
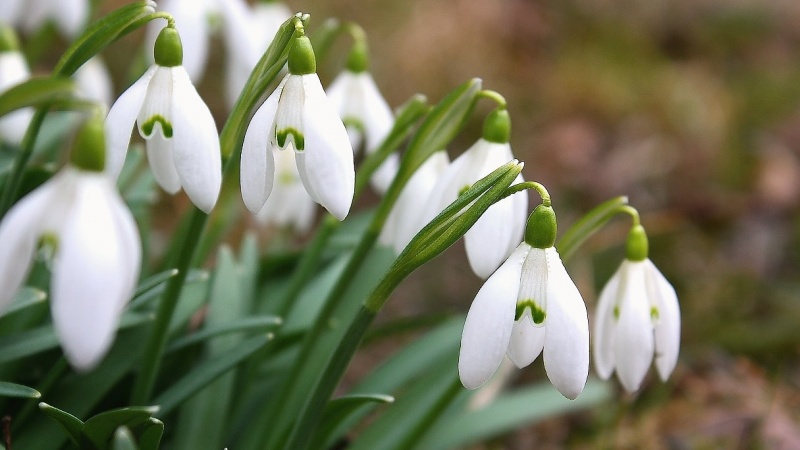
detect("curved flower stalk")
[0,118,140,371]
[593,223,681,392]
[255,145,316,233]
[7,0,89,38]
[326,35,398,194]
[459,203,589,399]
[0,27,33,145]
[379,150,449,253]
[144,0,218,82]
[421,108,527,278]
[105,26,221,213]
[241,28,354,220]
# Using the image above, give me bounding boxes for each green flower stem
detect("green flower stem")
[476,89,507,109]
[501,180,550,206]
[131,207,207,404]
[0,109,47,217]
[280,161,522,450]
[556,195,629,262]
[616,204,641,227]
[131,13,307,404]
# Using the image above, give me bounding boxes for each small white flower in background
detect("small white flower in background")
[105,26,222,213]
[0,27,33,146]
[241,30,355,221]
[219,0,291,109]
[593,225,681,393]
[459,204,589,400]
[380,150,449,254]
[73,57,114,110]
[326,38,398,194]
[9,0,89,38]
[145,0,218,83]
[0,118,141,371]
[421,109,527,278]
[255,146,316,233]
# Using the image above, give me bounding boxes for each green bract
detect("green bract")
[625,224,649,261]
[525,204,557,249]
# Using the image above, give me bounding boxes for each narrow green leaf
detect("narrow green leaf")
[131,418,163,450]
[129,269,208,310]
[418,379,612,449]
[0,77,74,118]
[54,1,158,76]
[81,406,158,450]
[0,381,40,398]
[152,334,271,415]
[112,427,139,450]
[166,316,282,354]
[133,269,179,300]
[1,287,46,317]
[38,402,83,447]
[557,196,629,262]
[311,394,394,450]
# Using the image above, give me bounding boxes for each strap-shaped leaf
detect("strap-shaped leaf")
[0,77,74,118]
[112,427,139,450]
[311,393,394,449]
[39,402,84,447]
[81,406,158,450]
[131,418,163,450]
[0,381,40,399]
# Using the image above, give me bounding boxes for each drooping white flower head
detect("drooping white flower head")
[105,27,221,213]
[13,0,89,38]
[241,30,355,221]
[458,204,589,400]
[255,144,316,233]
[218,0,291,109]
[0,119,141,371]
[0,28,33,145]
[326,38,398,193]
[593,225,681,393]
[73,56,114,110]
[145,0,218,83]
[421,109,527,278]
[380,150,449,254]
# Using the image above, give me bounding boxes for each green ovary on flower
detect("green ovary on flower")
[140,115,174,138]
[515,299,546,324]
[277,128,305,150]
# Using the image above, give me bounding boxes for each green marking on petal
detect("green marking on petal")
[277,128,305,151]
[613,305,620,320]
[458,185,471,196]
[141,115,173,138]
[650,306,659,320]
[342,117,365,134]
[278,171,294,185]
[515,299,546,324]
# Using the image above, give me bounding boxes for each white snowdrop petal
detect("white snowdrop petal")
[107,184,142,309]
[465,193,520,279]
[170,67,221,213]
[241,81,283,213]
[542,248,589,400]
[294,74,354,220]
[105,65,157,179]
[0,178,57,312]
[54,0,89,37]
[613,261,654,393]
[459,243,528,389]
[0,108,33,145]
[593,262,623,379]
[369,152,399,195]
[74,57,114,109]
[418,148,473,229]
[145,133,181,194]
[51,176,130,371]
[358,72,394,153]
[506,316,545,368]
[645,259,681,381]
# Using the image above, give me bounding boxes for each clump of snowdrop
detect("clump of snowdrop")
[593,222,681,392]
[326,30,398,193]
[459,202,590,400]
[421,108,528,278]
[105,25,222,213]
[241,25,355,221]
[0,116,141,371]
[0,25,33,145]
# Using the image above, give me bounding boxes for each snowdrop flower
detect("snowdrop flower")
[0,27,33,145]
[0,118,141,371]
[326,37,398,193]
[421,109,527,278]
[380,151,449,254]
[241,29,355,220]
[219,0,291,108]
[105,26,221,213]
[10,0,89,38]
[145,0,218,82]
[74,57,114,110]
[255,145,316,233]
[459,204,589,399]
[593,224,681,392]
